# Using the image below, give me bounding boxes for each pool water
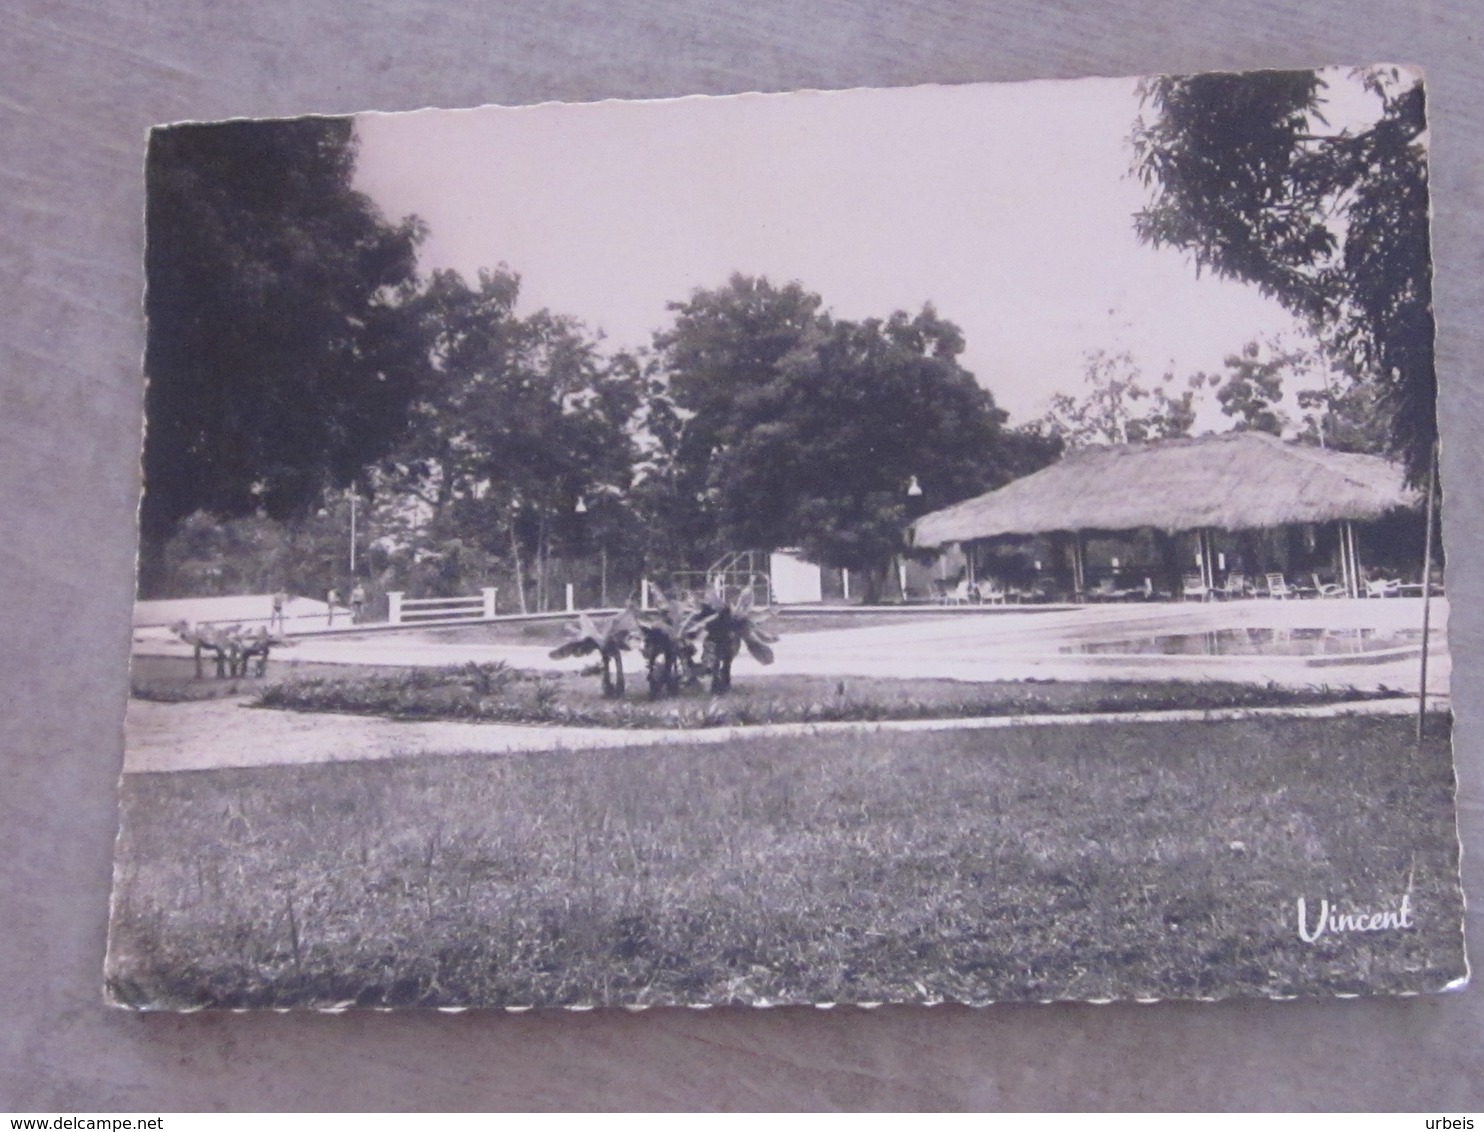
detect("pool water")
[1062,627,1428,658]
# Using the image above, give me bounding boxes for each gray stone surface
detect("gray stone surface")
[1,0,1480,1111]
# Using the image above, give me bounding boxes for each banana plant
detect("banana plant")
[637,586,711,699]
[549,608,640,698]
[171,620,240,679]
[694,588,778,694]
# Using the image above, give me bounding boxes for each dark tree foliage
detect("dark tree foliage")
[384,268,644,612]
[1132,68,1435,481]
[654,276,1057,600]
[141,117,426,592]
[646,275,824,568]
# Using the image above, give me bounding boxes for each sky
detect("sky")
[352,75,1353,428]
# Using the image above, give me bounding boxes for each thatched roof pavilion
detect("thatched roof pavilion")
[910,431,1417,547]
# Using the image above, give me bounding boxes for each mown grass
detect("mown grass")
[252,662,1400,730]
[106,714,1465,1010]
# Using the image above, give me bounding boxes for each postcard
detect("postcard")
[107,68,1466,1010]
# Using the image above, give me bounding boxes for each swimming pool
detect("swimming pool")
[1061,627,1429,658]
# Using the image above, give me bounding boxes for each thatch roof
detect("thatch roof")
[910,432,1418,547]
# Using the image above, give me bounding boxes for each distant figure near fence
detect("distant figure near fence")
[350,583,367,624]
[269,590,287,633]
[327,588,340,626]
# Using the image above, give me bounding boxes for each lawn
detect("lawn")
[106,714,1465,1010]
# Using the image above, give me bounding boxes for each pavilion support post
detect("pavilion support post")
[1334,521,1347,596]
[1341,519,1353,593]
[1335,521,1348,596]
[1342,520,1360,598]
[1417,442,1440,745]
[1071,532,1086,601]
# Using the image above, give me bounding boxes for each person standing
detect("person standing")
[327,587,340,627]
[269,589,287,633]
[350,582,367,624]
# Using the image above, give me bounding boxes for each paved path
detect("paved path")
[123,694,1442,774]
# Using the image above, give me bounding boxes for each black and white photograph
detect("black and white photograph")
[106,68,1466,1011]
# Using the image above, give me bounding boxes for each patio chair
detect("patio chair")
[1182,573,1212,601]
[940,579,972,606]
[975,580,1007,605]
[1264,573,1296,600]
[1220,573,1249,600]
[1312,573,1346,599]
[1364,577,1401,598]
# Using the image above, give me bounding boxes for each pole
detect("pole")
[1344,520,1360,598]
[1417,443,1439,745]
[349,491,357,576]
[1342,522,1349,596]
[1338,521,1349,597]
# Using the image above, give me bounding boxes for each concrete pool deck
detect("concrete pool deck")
[131,596,1449,694]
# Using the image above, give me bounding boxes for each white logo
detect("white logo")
[1297,894,1413,942]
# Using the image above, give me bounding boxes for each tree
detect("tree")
[140,117,428,595]
[692,588,778,695]
[1205,339,1292,435]
[1131,67,1434,480]
[657,279,1054,602]
[381,269,644,612]
[1294,367,1392,454]
[636,585,711,698]
[648,275,826,568]
[1039,350,1197,447]
[549,610,640,698]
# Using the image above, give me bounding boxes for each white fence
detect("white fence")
[386,587,497,625]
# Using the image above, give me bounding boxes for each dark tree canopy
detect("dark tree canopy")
[653,276,1058,597]
[644,275,823,567]
[141,117,426,591]
[1132,67,1434,481]
[383,268,645,612]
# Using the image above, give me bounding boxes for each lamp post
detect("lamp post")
[576,487,621,608]
[900,475,925,602]
[573,495,589,610]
